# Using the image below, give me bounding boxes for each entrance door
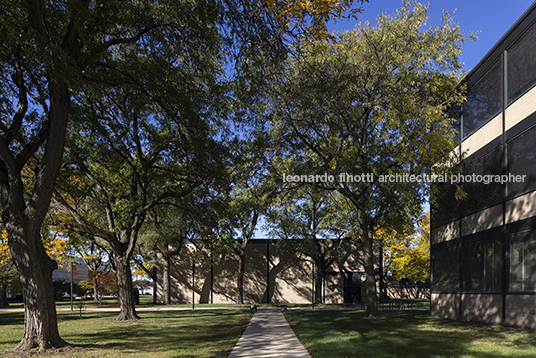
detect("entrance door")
[343,272,362,304]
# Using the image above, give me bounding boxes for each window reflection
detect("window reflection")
[462,147,503,215]
[507,126,536,198]
[508,21,536,104]
[431,181,459,228]
[509,231,536,292]
[463,240,502,293]
[432,249,459,292]
[446,104,461,142]
[463,59,502,139]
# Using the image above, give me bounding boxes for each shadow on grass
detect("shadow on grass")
[1,309,251,357]
[0,312,24,326]
[63,310,251,356]
[285,310,536,358]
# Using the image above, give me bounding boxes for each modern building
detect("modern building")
[156,239,373,305]
[431,2,536,329]
[52,259,90,284]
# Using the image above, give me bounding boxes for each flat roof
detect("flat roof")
[465,1,536,84]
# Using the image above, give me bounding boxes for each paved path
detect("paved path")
[228,308,312,358]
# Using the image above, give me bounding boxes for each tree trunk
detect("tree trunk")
[115,254,139,320]
[92,277,99,304]
[7,227,66,351]
[0,283,9,308]
[236,252,245,304]
[163,253,171,305]
[362,223,378,316]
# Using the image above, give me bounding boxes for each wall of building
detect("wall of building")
[52,259,89,284]
[156,239,370,305]
[431,2,536,329]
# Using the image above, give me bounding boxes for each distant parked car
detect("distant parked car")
[62,293,78,301]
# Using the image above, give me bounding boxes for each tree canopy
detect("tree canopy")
[266,2,468,315]
[0,0,366,351]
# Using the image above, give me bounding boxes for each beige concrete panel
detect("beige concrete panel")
[431,293,460,320]
[504,295,536,329]
[506,85,536,131]
[324,273,344,304]
[461,204,503,235]
[331,242,363,272]
[433,146,461,173]
[461,114,502,157]
[431,221,460,245]
[506,191,536,224]
[168,245,214,304]
[158,240,364,305]
[273,262,313,304]
[461,294,502,325]
[211,243,267,304]
[242,242,268,303]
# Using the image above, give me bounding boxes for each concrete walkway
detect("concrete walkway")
[228,308,312,358]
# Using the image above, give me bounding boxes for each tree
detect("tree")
[266,187,357,303]
[0,227,68,308]
[384,212,430,283]
[213,131,284,305]
[138,197,220,305]
[0,0,366,350]
[380,212,430,299]
[268,2,467,316]
[0,0,217,350]
[53,93,227,320]
[79,270,118,299]
[69,238,108,303]
[0,232,17,308]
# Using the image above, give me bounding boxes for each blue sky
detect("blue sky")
[328,0,535,72]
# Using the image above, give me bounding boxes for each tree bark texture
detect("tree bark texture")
[1,50,70,353]
[7,223,66,351]
[92,276,100,304]
[0,283,9,308]
[115,254,139,320]
[361,222,379,316]
[162,253,171,305]
[314,255,325,304]
[236,253,245,304]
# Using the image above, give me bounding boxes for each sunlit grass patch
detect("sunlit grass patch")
[1,310,251,357]
[285,310,536,358]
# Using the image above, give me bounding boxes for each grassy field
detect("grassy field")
[1,297,359,310]
[284,310,536,358]
[0,310,251,357]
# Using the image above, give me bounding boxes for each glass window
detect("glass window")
[507,126,536,198]
[463,240,502,293]
[445,104,461,142]
[432,248,459,292]
[463,59,502,139]
[509,231,536,292]
[431,181,459,228]
[508,21,536,104]
[462,147,503,215]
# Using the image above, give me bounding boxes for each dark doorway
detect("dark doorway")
[343,272,362,304]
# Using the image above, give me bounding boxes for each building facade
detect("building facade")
[431,2,536,329]
[156,239,374,305]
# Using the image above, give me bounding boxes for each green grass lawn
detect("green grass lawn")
[284,310,536,358]
[3,296,360,310]
[0,310,251,357]
[378,298,431,309]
